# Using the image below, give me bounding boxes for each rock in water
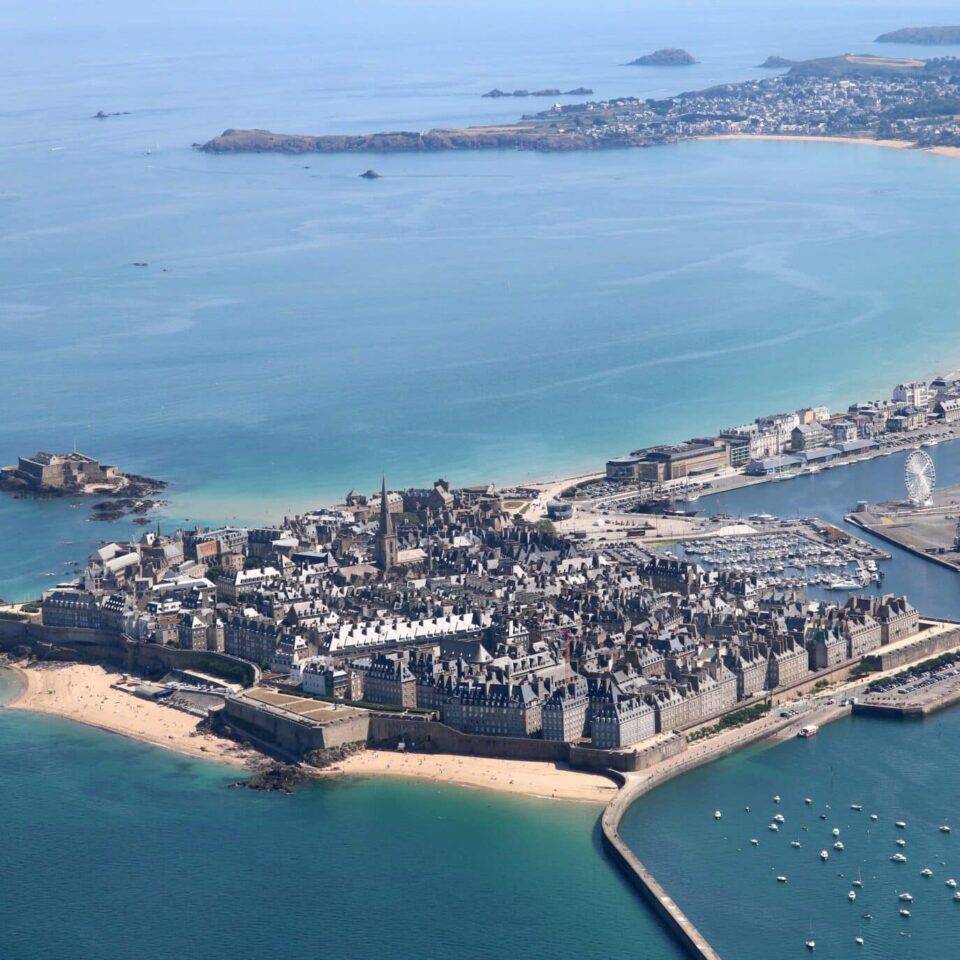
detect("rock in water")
[626,48,698,66]
[360,169,381,179]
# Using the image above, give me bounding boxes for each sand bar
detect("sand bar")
[322,749,618,803]
[3,662,256,767]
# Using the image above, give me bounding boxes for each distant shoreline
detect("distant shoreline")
[701,133,960,158]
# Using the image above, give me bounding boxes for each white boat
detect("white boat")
[774,813,785,823]
[820,850,829,861]
[850,804,862,811]
[947,879,957,888]
[832,828,840,837]
[805,942,815,951]
[870,814,879,821]
[954,890,960,901]
[804,797,813,805]
[777,875,787,883]
[848,890,856,901]
[791,840,802,848]
[891,853,908,863]
[941,824,951,833]
[714,810,722,820]
[769,823,779,832]
[751,838,759,845]
[899,908,911,918]
[854,936,864,946]
[896,820,907,829]
[896,838,907,847]
[834,841,845,851]
[899,893,913,902]
[773,795,781,804]
[921,868,933,877]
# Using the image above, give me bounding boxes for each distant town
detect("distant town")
[200,53,960,154]
[7,367,960,767]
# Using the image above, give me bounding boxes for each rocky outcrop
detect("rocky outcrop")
[875,26,960,44]
[757,55,799,68]
[626,48,698,66]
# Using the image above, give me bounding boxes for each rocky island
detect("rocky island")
[0,452,166,521]
[626,48,698,66]
[482,87,593,98]
[200,53,960,156]
[757,55,799,68]
[876,26,960,45]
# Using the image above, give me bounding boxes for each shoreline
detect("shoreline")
[317,749,618,803]
[701,132,960,158]
[1,662,257,769]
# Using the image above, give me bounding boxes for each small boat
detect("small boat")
[896,821,907,829]
[870,814,879,821]
[855,936,864,946]
[774,813,785,823]
[744,805,751,813]
[848,890,856,901]
[834,841,845,851]
[832,828,840,837]
[954,890,960,901]
[714,810,722,820]
[805,941,815,951]
[891,853,908,863]
[819,813,828,820]
[900,908,911,918]
[946,879,957,888]
[896,838,907,847]
[921,868,933,877]
[862,914,872,920]
[777,875,787,883]
[751,838,759,846]
[941,824,951,834]
[791,840,802,848]
[851,804,862,811]
[773,795,781,804]
[820,850,829,861]
[899,893,913,902]
[804,798,813,805]
[769,823,780,832]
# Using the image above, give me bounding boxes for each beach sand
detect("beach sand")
[4,662,256,767]
[322,749,618,803]
[702,134,960,160]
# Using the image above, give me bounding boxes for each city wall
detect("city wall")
[865,624,960,672]
[0,619,259,686]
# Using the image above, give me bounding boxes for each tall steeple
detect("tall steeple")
[376,476,398,574]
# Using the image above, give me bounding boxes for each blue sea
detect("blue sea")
[5,1,960,957]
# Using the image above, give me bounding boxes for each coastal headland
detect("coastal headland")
[200,53,960,156]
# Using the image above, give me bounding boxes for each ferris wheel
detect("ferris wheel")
[904,449,936,507]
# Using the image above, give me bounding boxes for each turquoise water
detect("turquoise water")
[6,0,960,596]
[0,693,682,960]
[622,709,960,958]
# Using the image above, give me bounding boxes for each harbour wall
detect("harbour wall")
[845,513,960,573]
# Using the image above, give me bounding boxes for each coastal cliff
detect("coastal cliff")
[876,26,960,44]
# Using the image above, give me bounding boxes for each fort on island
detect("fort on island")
[5,369,960,775]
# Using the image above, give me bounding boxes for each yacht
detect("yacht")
[773,795,781,804]
[769,823,780,832]
[774,813,785,823]
[791,840,802,848]
[896,838,907,847]
[820,850,829,861]
[946,879,957,888]
[714,810,722,820]
[870,814,879,821]
[832,828,841,837]
[850,804,862,811]
[804,797,813,805]
[921,868,933,877]
[777,875,787,883]
[751,838,759,846]
[954,890,960,901]
[941,824,951,834]
[896,820,907,829]
[854,936,864,946]
[834,841,845,851]
[848,890,856,901]
[899,893,913,902]
[899,908,911,918]
[891,853,908,863]
[805,941,815,951]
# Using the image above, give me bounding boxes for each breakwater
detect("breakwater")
[600,702,852,960]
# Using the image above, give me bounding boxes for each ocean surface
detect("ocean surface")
[5,3,960,959]
[5,0,960,596]
[622,708,960,959]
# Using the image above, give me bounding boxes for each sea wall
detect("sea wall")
[0,620,259,686]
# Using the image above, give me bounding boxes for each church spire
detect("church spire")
[376,476,398,574]
[379,476,394,537]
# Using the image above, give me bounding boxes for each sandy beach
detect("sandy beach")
[703,133,960,159]
[3,662,256,767]
[323,749,618,803]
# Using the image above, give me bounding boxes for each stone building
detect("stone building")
[591,694,655,749]
[542,676,589,741]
